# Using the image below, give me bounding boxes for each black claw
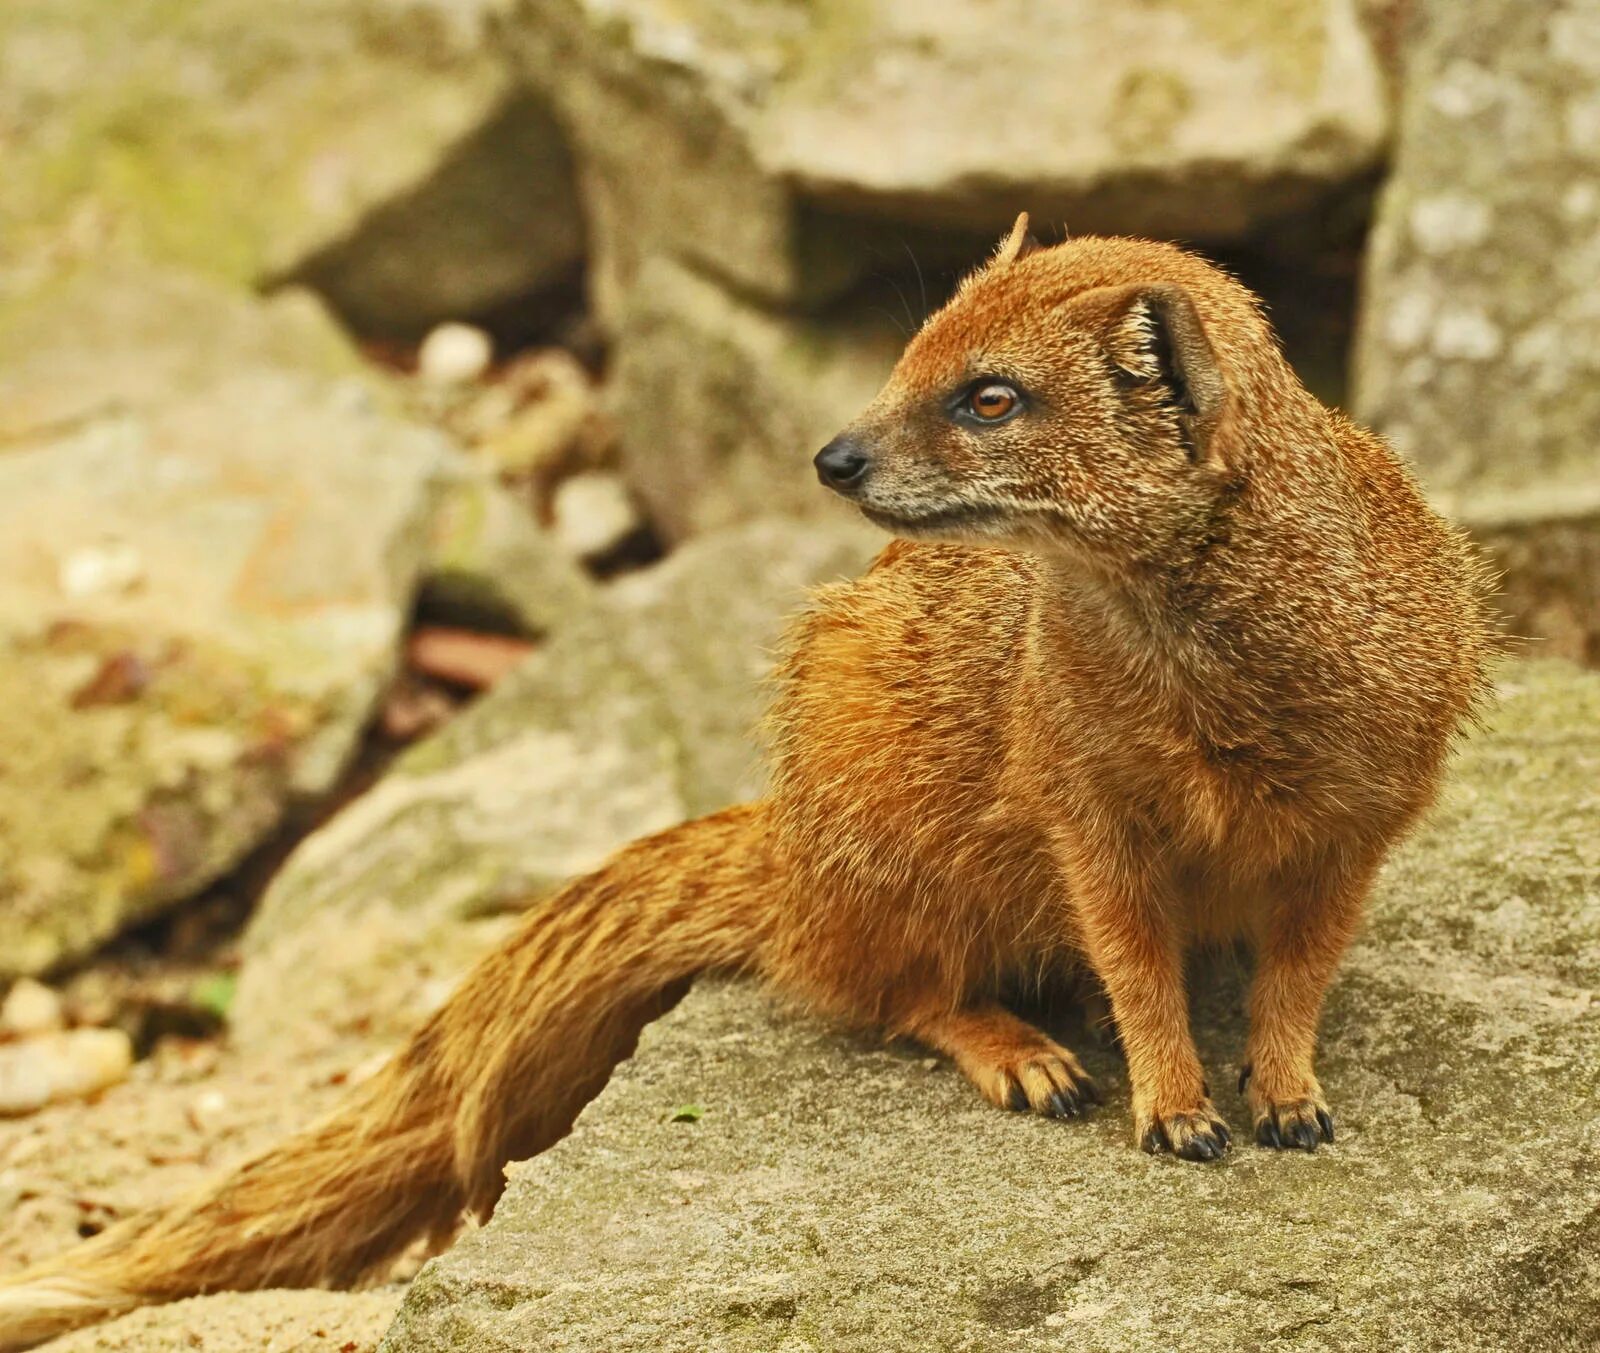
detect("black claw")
[1256,1117,1284,1149]
[1316,1109,1335,1143]
[1140,1123,1168,1155]
[1007,1082,1029,1112]
[1048,1090,1078,1119]
[1177,1136,1216,1162]
[1237,1063,1252,1094]
[1214,1120,1232,1148]
[1286,1120,1320,1152]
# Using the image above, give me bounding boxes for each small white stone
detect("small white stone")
[550,473,641,561]
[187,1087,230,1132]
[57,541,145,599]
[0,1028,133,1116]
[0,979,64,1038]
[418,322,494,386]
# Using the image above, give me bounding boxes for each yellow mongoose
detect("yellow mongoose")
[0,217,1495,1348]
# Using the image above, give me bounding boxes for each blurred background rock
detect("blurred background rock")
[1,2,1596,1350]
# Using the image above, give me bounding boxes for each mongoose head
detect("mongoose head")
[815,216,1274,573]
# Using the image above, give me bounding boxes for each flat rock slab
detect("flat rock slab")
[384,660,1600,1352]
[513,0,1386,313]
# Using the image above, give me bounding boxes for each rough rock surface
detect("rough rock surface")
[41,1288,402,1353]
[1352,0,1600,662]
[232,517,879,1052]
[0,268,448,976]
[610,258,905,539]
[510,0,1387,317]
[0,0,581,332]
[383,659,1600,1353]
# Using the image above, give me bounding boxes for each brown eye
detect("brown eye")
[968,382,1019,421]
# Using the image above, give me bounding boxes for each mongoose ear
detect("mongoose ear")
[1102,283,1229,462]
[993,211,1043,267]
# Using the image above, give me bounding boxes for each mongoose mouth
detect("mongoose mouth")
[860,502,1011,536]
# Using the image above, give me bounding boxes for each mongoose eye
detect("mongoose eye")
[966,382,1021,422]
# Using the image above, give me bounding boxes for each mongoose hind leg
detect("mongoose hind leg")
[1241,857,1373,1151]
[900,1002,1101,1120]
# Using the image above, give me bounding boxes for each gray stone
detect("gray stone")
[232,517,879,1051]
[419,463,596,637]
[0,267,449,976]
[509,0,1388,318]
[383,659,1600,1353]
[1352,0,1600,661]
[610,258,905,540]
[0,0,581,333]
[1472,505,1600,669]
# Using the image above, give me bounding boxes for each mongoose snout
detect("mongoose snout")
[813,434,872,492]
[812,245,1237,567]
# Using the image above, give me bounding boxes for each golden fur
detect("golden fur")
[0,221,1496,1348]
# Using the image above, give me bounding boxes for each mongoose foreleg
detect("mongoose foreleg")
[1053,824,1232,1160]
[1241,854,1374,1149]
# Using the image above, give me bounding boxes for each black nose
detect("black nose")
[814,436,872,493]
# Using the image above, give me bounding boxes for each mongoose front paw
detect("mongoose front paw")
[1239,1064,1336,1151]
[1253,1098,1335,1151]
[1136,1102,1232,1161]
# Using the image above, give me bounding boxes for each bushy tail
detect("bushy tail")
[0,802,779,1350]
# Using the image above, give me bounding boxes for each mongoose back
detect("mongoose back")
[0,217,1496,1348]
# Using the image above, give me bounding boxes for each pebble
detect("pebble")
[0,1028,134,1116]
[187,1087,230,1133]
[550,472,641,562]
[417,322,494,386]
[0,979,65,1038]
[57,541,145,599]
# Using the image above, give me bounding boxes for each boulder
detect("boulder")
[508,0,1388,319]
[232,517,880,1052]
[0,267,449,976]
[383,659,1600,1352]
[610,259,904,539]
[0,0,581,334]
[1352,0,1600,664]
